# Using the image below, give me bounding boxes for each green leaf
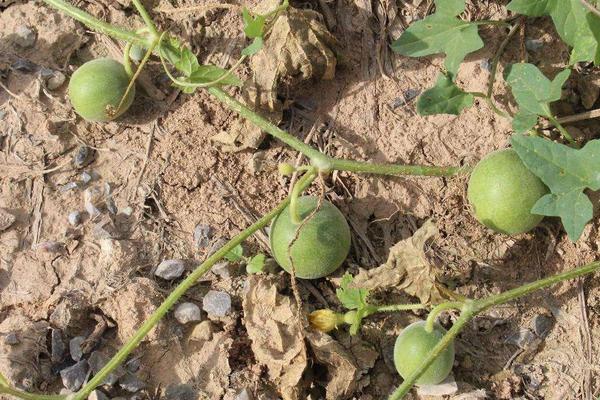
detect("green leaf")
[416,74,474,115]
[242,37,264,56]
[174,48,200,77]
[189,65,243,87]
[391,0,484,76]
[0,371,9,387]
[224,244,244,262]
[507,0,598,64]
[511,135,600,240]
[242,8,266,39]
[246,253,266,274]
[587,13,600,64]
[504,64,570,133]
[336,273,369,310]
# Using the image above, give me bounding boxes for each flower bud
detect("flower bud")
[278,162,295,176]
[309,309,345,333]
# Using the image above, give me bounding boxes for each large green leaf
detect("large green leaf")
[504,64,570,132]
[391,0,484,77]
[507,0,598,63]
[511,135,600,240]
[416,74,474,115]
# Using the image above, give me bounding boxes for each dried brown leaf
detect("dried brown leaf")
[353,220,443,304]
[243,275,307,400]
[306,330,359,400]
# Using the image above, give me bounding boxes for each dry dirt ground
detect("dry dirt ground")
[0,0,599,399]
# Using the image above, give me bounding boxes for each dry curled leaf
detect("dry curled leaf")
[243,275,307,400]
[353,220,443,304]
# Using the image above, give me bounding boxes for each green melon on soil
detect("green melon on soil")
[68,58,135,122]
[467,148,549,235]
[394,320,455,385]
[269,196,351,279]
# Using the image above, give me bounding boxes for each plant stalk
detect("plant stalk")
[424,301,464,333]
[366,303,427,316]
[207,87,462,177]
[0,386,66,400]
[42,0,152,47]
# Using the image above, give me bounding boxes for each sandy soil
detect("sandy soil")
[0,0,599,399]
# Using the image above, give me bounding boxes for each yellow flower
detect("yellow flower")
[309,309,344,333]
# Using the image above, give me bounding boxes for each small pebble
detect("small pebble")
[4,332,19,345]
[202,290,232,317]
[81,171,93,185]
[60,182,79,192]
[164,384,197,400]
[88,390,109,400]
[47,71,66,90]
[126,358,141,373]
[14,25,36,48]
[60,360,89,391]
[212,262,231,279]
[11,59,37,72]
[51,329,66,363]
[190,320,213,342]
[69,336,85,362]
[532,314,554,338]
[68,211,82,226]
[106,197,118,215]
[121,206,133,216]
[525,38,544,52]
[174,302,202,324]
[480,59,492,72]
[73,146,94,168]
[193,224,214,249]
[236,388,253,400]
[84,187,103,217]
[506,328,536,349]
[155,259,185,280]
[88,351,125,386]
[118,373,145,393]
[416,375,458,396]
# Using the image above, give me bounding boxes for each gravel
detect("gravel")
[174,302,202,324]
[202,290,231,317]
[155,259,185,280]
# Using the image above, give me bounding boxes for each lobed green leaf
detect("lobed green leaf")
[416,74,474,115]
[511,135,600,240]
[336,273,369,310]
[246,253,266,274]
[224,244,244,262]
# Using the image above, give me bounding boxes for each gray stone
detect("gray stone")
[174,302,202,324]
[202,290,231,317]
[51,329,66,363]
[532,314,554,338]
[88,351,125,386]
[506,328,536,349]
[0,208,16,231]
[47,71,66,90]
[525,38,544,52]
[68,211,82,227]
[118,373,145,392]
[14,25,36,48]
[81,171,93,185]
[155,259,185,280]
[165,384,198,400]
[60,182,79,192]
[73,146,94,168]
[69,336,85,361]
[60,360,89,391]
[235,388,253,400]
[11,59,36,72]
[4,332,19,345]
[126,357,141,373]
[194,224,214,249]
[88,390,109,400]
[212,262,231,278]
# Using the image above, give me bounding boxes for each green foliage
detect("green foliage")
[391,0,484,77]
[507,0,598,64]
[241,7,266,55]
[246,253,266,274]
[336,273,370,310]
[511,135,600,241]
[224,244,244,262]
[160,36,242,92]
[417,74,474,115]
[504,64,571,133]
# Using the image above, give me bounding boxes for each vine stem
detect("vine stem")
[207,87,462,177]
[546,112,576,145]
[389,261,600,400]
[0,386,66,400]
[424,301,463,333]
[131,0,158,37]
[365,303,427,316]
[42,0,152,48]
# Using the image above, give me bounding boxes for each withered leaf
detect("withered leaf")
[243,275,307,400]
[353,220,443,304]
[247,4,338,111]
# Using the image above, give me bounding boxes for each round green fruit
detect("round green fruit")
[68,58,135,122]
[269,196,351,279]
[393,320,455,386]
[467,149,549,235]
